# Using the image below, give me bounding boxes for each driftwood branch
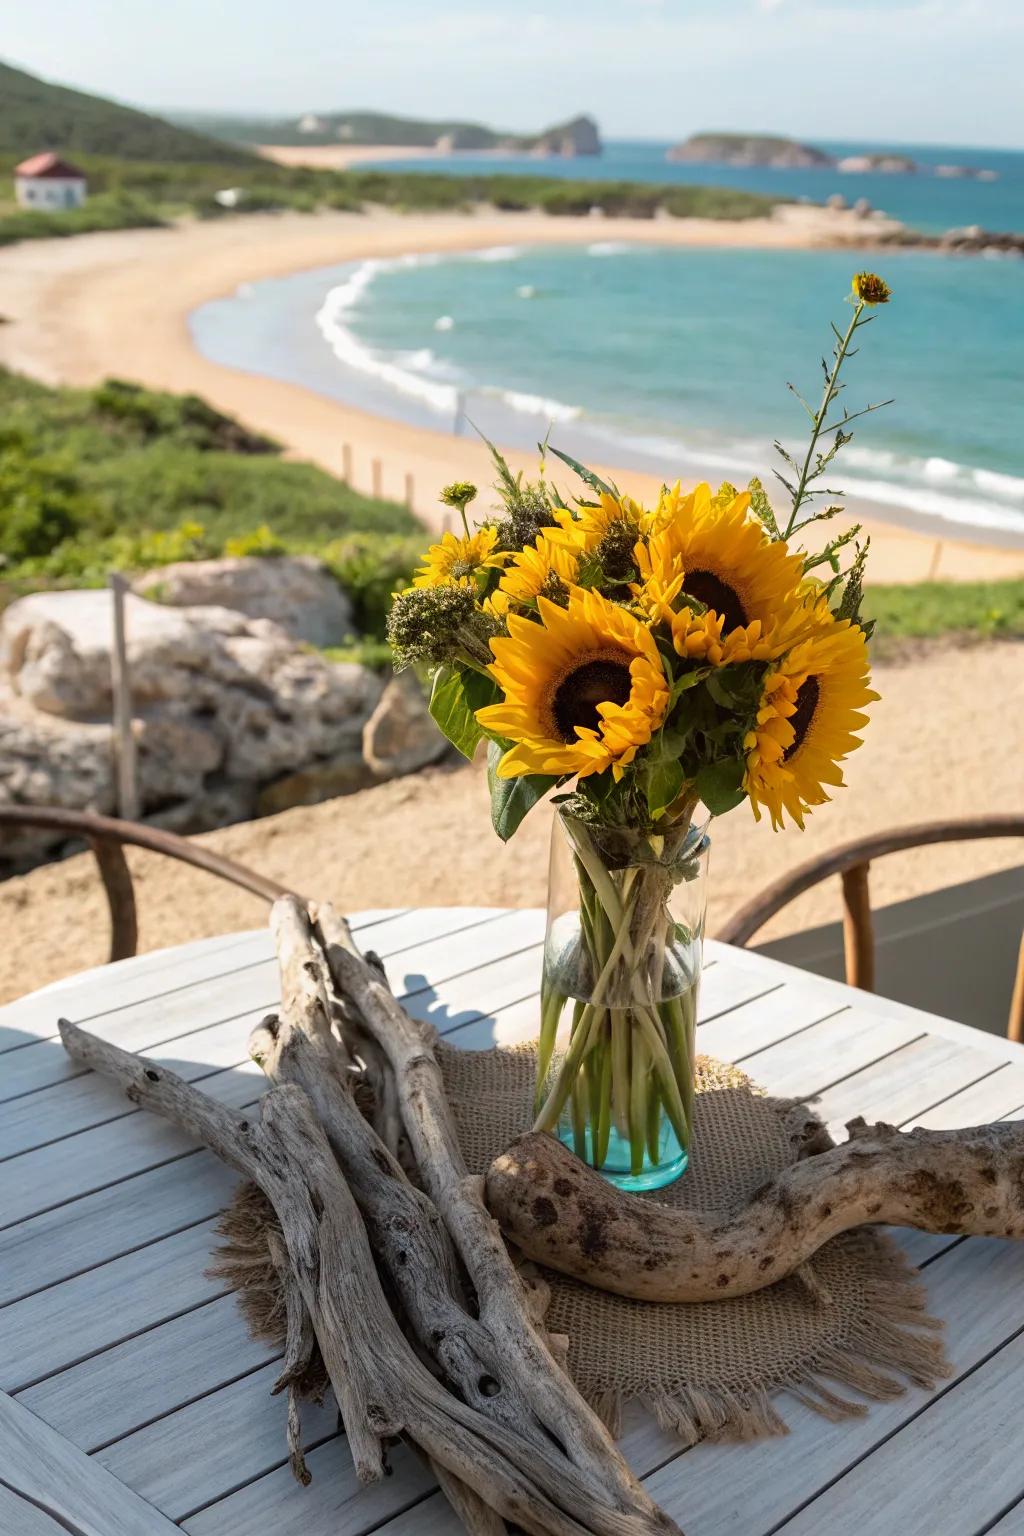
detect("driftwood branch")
[486,1121,1024,1303]
[59,1019,677,1535]
[314,902,676,1536]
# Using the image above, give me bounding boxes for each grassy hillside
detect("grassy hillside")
[0,60,255,163]
[0,369,420,639]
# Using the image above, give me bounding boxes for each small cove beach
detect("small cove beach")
[1,205,1022,581]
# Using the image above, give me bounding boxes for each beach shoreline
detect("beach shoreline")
[1,205,1022,582]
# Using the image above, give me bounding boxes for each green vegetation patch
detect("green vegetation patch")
[862,578,1024,645]
[0,369,419,640]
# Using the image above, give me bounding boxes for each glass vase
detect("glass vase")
[535,809,709,1192]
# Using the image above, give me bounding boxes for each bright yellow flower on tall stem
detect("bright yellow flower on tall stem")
[477,586,670,782]
[412,526,507,588]
[744,604,878,830]
[640,482,805,634]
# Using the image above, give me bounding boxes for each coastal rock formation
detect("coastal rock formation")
[837,152,918,174]
[132,555,354,648]
[0,587,444,869]
[667,133,832,169]
[517,114,601,158]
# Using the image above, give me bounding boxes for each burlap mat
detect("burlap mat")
[436,1038,951,1444]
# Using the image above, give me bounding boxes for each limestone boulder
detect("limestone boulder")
[0,586,407,872]
[362,671,450,778]
[132,556,354,647]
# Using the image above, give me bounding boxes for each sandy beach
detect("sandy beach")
[1,205,1022,582]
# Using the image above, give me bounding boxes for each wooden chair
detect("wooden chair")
[717,815,1024,1042]
[0,805,297,964]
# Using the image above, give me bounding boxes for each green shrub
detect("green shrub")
[223,523,288,557]
[321,533,422,638]
[0,429,84,560]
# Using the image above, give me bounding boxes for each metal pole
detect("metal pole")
[453,390,465,437]
[371,458,382,499]
[109,573,139,821]
[404,472,414,511]
[342,442,352,484]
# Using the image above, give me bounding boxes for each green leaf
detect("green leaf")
[429,666,483,760]
[546,445,617,499]
[461,668,500,714]
[487,739,559,842]
[645,757,684,820]
[696,758,747,818]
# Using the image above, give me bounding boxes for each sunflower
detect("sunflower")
[669,607,784,667]
[412,526,508,589]
[476,586,670,781]
[499,531,580,607]
[549,491,645,554]
[639,482,804,635]
[744,605,878,830]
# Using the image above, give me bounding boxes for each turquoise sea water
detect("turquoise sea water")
[191,238,1024,541]
[377,139,1024,237]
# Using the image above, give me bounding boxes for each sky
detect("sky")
[4,0,1023,150]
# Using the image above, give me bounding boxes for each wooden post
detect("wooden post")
[841,862,874,992]
[1009,931,1024,1044]
[108,574,139,822]
[371,458,382,499]
[404,472,414,511]
[341,443,353,485]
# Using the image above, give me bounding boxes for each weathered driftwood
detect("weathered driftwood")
[486,1121,1024,1303]
[59,1018,677,1536]
[310,899,677,1536]
[254,898,657,1530]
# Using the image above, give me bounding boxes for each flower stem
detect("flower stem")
[784,299,866,540]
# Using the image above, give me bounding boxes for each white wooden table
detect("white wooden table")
[3,906,1024,1536]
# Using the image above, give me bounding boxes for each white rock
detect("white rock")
[132,556,354,647]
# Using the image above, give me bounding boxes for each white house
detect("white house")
[14,152,88,211]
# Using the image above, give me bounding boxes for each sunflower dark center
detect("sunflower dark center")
[681,570,748,632]
[552,659,633,741]
[784,676,820,761]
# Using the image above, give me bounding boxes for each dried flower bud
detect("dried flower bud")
[387,583,498,669]
[851,271,891,306]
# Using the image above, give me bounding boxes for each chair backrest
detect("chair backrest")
[0,805,297,963]
[716,815,1024,1041]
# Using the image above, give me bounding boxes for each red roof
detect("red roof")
[15,152,86,180]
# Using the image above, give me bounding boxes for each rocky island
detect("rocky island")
[667,132,832,169]
[667,132,998,182]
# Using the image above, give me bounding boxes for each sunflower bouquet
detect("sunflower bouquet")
[387,273,890,1189]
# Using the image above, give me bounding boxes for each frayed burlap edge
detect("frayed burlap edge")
[581,1231,950,1447]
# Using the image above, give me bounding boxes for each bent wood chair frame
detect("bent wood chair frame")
[717,814,1024,1042]
[0,805,297,963]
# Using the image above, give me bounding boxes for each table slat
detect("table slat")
[642,1236,1024,1536]
[0,1389,180,1535]
[97,1360,339,1520]
[17,1292,271,1451]
[182,1437,436,1536]
[777,1330,1024,1535]
[0,1217,224,1392]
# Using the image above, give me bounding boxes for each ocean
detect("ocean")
[189,141,1024,544]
